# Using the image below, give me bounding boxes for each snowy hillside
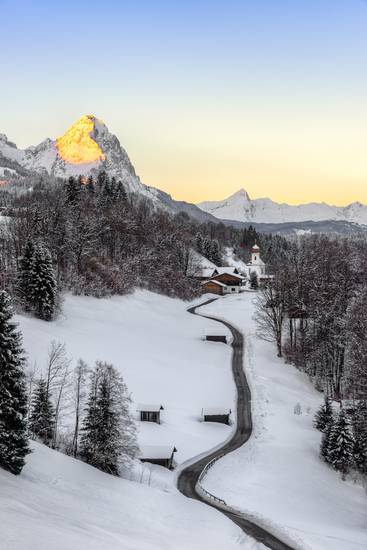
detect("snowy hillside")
[199,294,367,550]
[16,291,235,464]
[0,441,253,550]
[198,188,367,225]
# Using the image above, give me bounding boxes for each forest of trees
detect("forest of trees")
[0,171,287,476]
[255,234,367,479]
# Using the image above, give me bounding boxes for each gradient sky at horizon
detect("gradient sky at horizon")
[1,0,367,205]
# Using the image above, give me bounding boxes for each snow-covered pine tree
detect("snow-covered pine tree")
[29,378,55,446]
[80,362,138,474]
[65,176,81,205]
[250,271,258,290]
[0,291,29,475]
[352,401,367,475]
[314,397,333,432]
[195,232,204,255]
[86,175,95,194]
[114,180,127,203]
[16,240,36,311]
[30,245,58,321]
[327,409,355,477]
[210,239,221,266]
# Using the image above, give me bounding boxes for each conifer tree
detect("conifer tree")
[352,402,367,474]
[65,176,81,205]
[80,362,138,474]
[16,240,36,310]
[250,271,259,290]
[0,291,29,474]
[114,180,127,203]
[29,378,54,446]
[327,409,355,477]
[314,397,333,432]
[209,239,221,266]
[86,175,95,194]
[30,245,58,321]
[195,232,204,255]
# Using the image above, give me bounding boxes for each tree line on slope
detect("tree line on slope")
[0,290,138,476]
[0,172,287,310]
[255,234,367,479]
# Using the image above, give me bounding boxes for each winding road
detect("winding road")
[177,299,296,550]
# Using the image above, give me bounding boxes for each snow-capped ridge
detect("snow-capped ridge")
[198,189,367,226]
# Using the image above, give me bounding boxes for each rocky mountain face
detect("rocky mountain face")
[0,115,217,223]
[0,115,149,195]
[198,188,367,226]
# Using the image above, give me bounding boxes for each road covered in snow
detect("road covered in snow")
[200,293,367,550]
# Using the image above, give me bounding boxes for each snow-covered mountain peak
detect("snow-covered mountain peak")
[55,114,106,165]
[198,190,367,226]
[230,188,251,201]
[0,115,148,195]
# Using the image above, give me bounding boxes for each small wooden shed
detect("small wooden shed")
[201,279,226,295]
[204,328,227,344]
[137,404,164,424]
[202,407,231,425]
[139,445,178,469]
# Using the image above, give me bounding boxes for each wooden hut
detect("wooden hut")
[137,404,164,424]
[204,328,227,343]
[201,279,226,295]
[201,407,231,425]
[139,445,177,469]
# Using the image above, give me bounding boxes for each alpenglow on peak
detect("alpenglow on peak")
[56,115,106,165]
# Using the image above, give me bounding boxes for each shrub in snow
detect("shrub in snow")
[314,397,333,432]
[0,291,29,475]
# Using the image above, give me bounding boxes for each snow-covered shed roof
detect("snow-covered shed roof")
[202,407,231,416]
[201,279,227,288]
[186,249,218,277]
[215,266,239,275]
[139,445,177,460]
[198,268,219,279]
[136,404,164,412]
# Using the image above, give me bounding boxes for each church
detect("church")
[245,244,272,284]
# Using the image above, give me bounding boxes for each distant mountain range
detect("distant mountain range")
[1,117,367,234]
[198,189,367,227]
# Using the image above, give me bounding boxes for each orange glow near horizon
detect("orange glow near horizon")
[56,115,105,165]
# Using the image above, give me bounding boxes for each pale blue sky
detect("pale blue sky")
[1,0,367,203]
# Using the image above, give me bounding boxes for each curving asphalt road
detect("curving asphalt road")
[177,299,296,550]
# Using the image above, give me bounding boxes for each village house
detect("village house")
[137,404,164,424]
[139,445,178,469]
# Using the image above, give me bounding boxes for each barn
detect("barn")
[201,407,231,425]
[139,445,178,469]
[201,279,226,295]
[137,404,164,424]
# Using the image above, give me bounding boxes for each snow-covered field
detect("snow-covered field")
[0,441,251,550]
[17,290,235,465]
[6,289,367,550]
[200,294,367,550]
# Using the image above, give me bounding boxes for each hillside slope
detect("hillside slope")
[200,294,367,550]
[0,441,253,550]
